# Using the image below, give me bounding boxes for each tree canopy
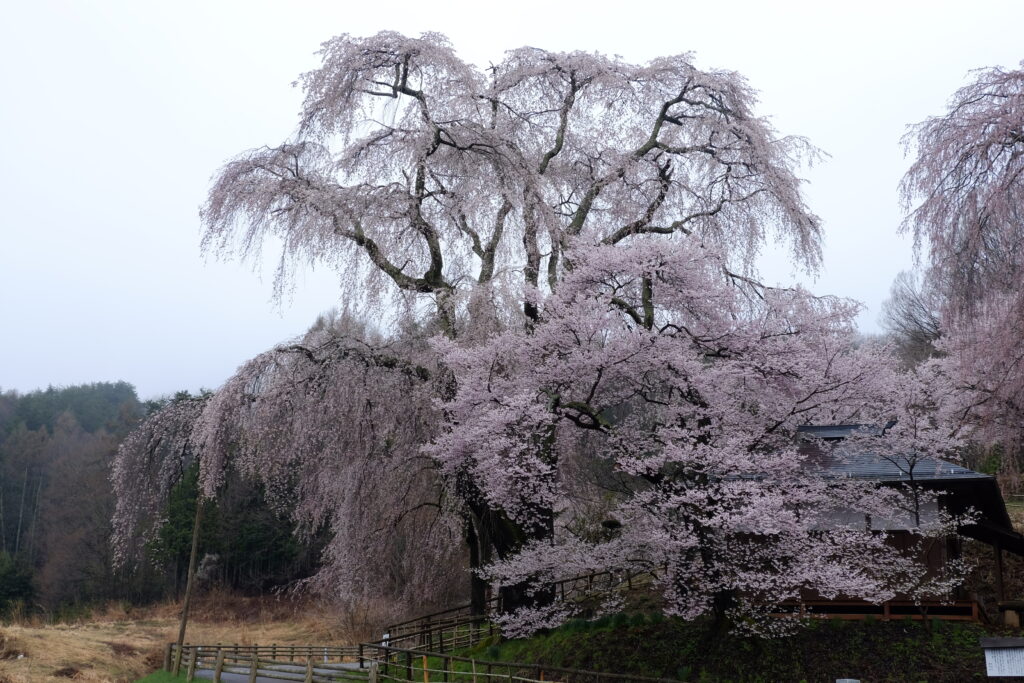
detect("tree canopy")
[201,31,823,333]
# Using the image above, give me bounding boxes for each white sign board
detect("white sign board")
[984,647,1024,677]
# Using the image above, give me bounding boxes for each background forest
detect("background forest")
[0,382,323,619]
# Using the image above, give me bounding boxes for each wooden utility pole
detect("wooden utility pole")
[996,542,1006,602]
[14,467,28,554]
[175,496,205,656]
[0,487,6,551]
[25,479,42,563]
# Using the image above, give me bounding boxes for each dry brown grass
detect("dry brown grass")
[0,593,364,683]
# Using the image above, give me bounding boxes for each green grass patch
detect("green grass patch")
[433,614,1018,683]
[135,672,186,683]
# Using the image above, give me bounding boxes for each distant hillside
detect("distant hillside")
[0,382,146,614]
[0,381,142,436]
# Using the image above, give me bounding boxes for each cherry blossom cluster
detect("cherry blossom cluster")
[432,240,972,633]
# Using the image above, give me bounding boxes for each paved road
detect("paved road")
[192,660,363,682]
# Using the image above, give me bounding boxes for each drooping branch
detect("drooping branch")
[900,62,1024,478]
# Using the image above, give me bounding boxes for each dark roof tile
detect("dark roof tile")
[797,424,988,482]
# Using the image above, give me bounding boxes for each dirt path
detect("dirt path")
[192,661,363,682]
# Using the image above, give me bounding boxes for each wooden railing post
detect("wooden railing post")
[305,655,314,683]
[359,643,365,669]
[213,649,225,682]
[163,642,172,671]
[173,643,184,675]
[248,653,259,683]
[406,649,413,680]
[186,647,198,682]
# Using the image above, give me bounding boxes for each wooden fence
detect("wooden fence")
[358,641,679,683]
[771,599,979,621]
[166,642,362,682]
[383,570,647,644]
[369,616,497,654]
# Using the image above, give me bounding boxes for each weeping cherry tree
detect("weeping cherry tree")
[114,32,967,632]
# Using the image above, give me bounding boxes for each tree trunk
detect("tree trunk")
[465,515,489,617]
[478,503,555,617]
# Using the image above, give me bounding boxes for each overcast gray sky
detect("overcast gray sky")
[2,0,1022,400]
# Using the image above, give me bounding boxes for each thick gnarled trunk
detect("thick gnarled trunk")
[467,499,555,617]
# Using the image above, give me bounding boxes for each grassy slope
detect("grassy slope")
[0,596,347,683]
[459,614,1021,683]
